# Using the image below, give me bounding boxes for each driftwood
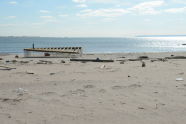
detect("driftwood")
[165,56,186,59]
[128,59,142,61]
[70,58,114,62]
[36,60,52,64]
[151,58,167,62]
[0,66,16,70]
[138,56,149,59]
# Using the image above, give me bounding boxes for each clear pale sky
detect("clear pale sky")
[0,0,186,37]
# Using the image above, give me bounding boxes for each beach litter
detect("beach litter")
[61,60,66,63]
[141,61,146,67]
[36,60,52,64]
[176,78,184,81]
[100,64,106,69]
[26,71,34,74]
[0,66,16,70]
[120,61,125,64]
[15,55,19,58]
[15,88,28,96]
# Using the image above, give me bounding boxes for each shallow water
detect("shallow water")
[0,36,186,53]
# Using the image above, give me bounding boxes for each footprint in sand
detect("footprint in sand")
[0,97,22,105]
[39,92,58,96]
[112,85,126,90]
[112,84,142,90]
[99,89,106,93]
[70,89,86,96]
[128,84,142,88]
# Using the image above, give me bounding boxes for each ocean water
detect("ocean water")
[0,36,186,53]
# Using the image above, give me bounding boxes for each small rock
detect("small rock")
[138,107,145,110]
[120,61,125,64]
[15,55,19,58]
[0,58,3,60]
[61,60,65,63]
[26,71,34,74]
[50,73,55,75]
[12,60,17,63]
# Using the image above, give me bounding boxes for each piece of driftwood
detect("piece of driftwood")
[165,56,186,59]
[128,59,142,61]
[70,58,114,62]
[36,60,52,64]
[138,56,149,59]
[151,58,167,62]
[0,66,16,70]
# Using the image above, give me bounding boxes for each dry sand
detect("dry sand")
[0,52,186,124]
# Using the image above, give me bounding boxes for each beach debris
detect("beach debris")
[151,58,167,62]
[0,97,22,104]
[138,56,149,60]
[50,73,55,75]
[61,60,66,63]
[15,55,19,58]
[176,78,184,81]
[15,88,28,96]
[128,59,141,61]
[26,71,34,74]
[138,107,145,110]
[165,56,186,59]
[12,60,17,63]
[36,60,52,64]
[83,84,95,89]
[20,61,29,64]
[178,72,184,75]
[141,61,146,67]
[100,64,106,69]
[120,61,125,64]
[5,60,10,63]
[44,53,50,56]
[0,66,16,70]
[70,58,114,62]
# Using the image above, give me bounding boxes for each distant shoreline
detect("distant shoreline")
[0,35,186,38]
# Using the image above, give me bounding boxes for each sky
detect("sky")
[0,0,186,37]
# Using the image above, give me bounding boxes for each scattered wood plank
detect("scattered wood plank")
[70,58,114,62]
[165,56,186,59]
[0,66,16,70]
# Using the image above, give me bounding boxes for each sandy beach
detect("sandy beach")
[1,52,186,124]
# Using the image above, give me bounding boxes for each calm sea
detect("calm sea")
[0,36,186,53]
